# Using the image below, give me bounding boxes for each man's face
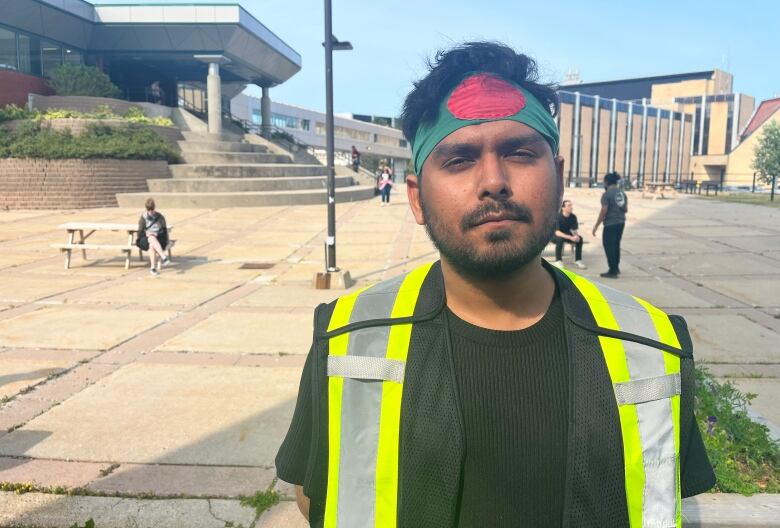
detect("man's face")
[562,201,573,215]
[407,120,564,279]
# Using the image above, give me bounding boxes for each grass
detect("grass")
[239,489,280,516]
[695,192,780,209]
[696,368,780,494]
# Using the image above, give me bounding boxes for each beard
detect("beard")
[421,191,559,281]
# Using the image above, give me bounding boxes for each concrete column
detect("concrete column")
[571,92,581,187]
[261,87,272,139]
[207,62,222,135]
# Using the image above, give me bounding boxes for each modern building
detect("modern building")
[231,93,412,179]
[563,70,756,188]
[0,0,301,134]
[721,97,780,189]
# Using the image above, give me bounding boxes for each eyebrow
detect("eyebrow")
[430,132,547,161]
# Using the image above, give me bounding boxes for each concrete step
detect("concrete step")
[116,185,376,208]
[169,164,327,179]
[180,130,243,142]
[147,175,354,193]
[177,140,268,153]
[179,151,292,164]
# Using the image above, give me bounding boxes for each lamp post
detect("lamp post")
[315,0,353,289]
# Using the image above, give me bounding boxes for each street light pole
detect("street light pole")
[324,0,337,272]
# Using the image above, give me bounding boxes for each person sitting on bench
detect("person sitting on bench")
[552,199,586,269]
[136,198,169,276]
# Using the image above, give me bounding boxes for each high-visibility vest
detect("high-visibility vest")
[323,262,683,528]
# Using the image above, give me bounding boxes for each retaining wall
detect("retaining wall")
[0,159,169,209]
[28,94,172,118]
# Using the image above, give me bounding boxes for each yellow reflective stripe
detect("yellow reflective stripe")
[563,270,645,527]
[324,286,370,528]
[375,263,433,528]
[634,296,683,527]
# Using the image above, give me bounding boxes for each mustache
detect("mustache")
[461,201,534,230]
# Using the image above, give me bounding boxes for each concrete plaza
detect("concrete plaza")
[0,186,778,527]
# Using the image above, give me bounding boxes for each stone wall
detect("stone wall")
[28,95,172,118]
[0,159,169,209]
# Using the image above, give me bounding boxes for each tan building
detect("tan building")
[721,97,780,189]
[562,70,756,189]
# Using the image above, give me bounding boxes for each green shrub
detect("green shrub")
[0,122,180,163]
[48,64,121,98]
[696,368,780,494]
[0,104,35,123]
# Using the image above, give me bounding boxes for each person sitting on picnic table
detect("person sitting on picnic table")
[136,198,169,276]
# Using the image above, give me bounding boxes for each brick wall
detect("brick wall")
[0,71,54,107]
[28,95,172,118]
[0,159,170,209]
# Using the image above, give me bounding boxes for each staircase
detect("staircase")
[115,131,375,208]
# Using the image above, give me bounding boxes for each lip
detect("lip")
[474,215,519,227]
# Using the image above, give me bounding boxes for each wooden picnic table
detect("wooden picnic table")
[52,222,174,270]
[641,181,677,200]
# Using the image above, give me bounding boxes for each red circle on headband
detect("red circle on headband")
[447,74,526,120]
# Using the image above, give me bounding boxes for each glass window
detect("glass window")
[18,34,41,75]
[41,40,62,77]
[63,48,82,65]
[251,109,261,124]
[0,28,17,70]
[302,119,310,131]
[399,139,408,148]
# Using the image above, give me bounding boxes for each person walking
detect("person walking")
[136,198,169,276]
[552,199,586,269]
[592,172,628,278]
[378,166,394,205]
[277,42,713,528]
[351,145,361,172]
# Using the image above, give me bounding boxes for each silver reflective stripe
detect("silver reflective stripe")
[328,355,405,384]
[614,373,681,405]
[597,282,677,528]
[336,272,407,527]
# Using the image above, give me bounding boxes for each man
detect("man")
[592,171,628,278]
[351,145,361,172]
[276,42,714,528]
[552,199,586,269]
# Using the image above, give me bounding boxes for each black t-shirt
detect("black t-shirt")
[447,287,568,527]
[557,213,579,236]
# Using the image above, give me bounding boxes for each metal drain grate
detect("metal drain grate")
[239,262,275,270]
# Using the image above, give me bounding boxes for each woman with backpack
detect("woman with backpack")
[378,166,393,206]
[136,198,169,276]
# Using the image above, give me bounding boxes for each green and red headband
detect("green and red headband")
[411,73,559,175]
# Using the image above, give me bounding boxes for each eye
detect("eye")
[508,149,537,159]
[442,157,473,169]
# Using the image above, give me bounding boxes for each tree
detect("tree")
[47,64,121,99]
[752,120,780,200]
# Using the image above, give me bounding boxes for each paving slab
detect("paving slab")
[158,260,263,283]
[232,284,340,308]
[208,244,298,262]
[703,278,780,307]
[676,225,773,238]
[645,253,780,277]
[70,279,235,307]
[0,457,108,489]
[602,278,714,308]
[0,306,176,350]
[0,492,257,528]
[0,363,300,466]
[622,237,728,256]
[0,358,69,399]
[682,493,780,526]
[685,314,780,364]
[0,276,100,304]
[88,463,275,497]
[256,501,309,528]
[726,379,780,430]
[715,236,780,253]
[158,311,312,355]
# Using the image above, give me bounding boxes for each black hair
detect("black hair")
[561,199,572,210]
[604,172,622,186]
[401,41,559,146]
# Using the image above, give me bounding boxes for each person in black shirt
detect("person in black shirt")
[552,199,586,269]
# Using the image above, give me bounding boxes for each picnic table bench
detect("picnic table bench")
[51,222,175,270]
[699,181,720,196]
[641,181,677,200]
[680,179,699,194]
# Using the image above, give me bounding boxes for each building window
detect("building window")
[399,139,408,148]
[302,119,310,131]
[251,109,261,125]
[63,48,82,65]
[0,28,17,70]
[41,40,62,77]
[18,34,41,76]
[272,113,300,129]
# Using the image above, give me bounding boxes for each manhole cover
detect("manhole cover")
[239,262,275,270]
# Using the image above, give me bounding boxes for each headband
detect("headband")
[411,73,559,175]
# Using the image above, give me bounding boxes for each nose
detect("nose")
[476,153,512,200]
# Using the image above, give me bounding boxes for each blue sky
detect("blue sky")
[95,0,780,117]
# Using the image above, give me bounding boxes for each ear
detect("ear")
[554,155,565,203]
[406,173,426,226]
